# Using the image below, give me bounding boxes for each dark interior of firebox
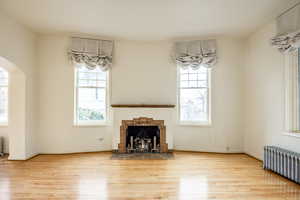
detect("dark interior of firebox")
[126,126,160,153]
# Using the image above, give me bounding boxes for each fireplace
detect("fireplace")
[126,126,160,153]
[118,117,168,153]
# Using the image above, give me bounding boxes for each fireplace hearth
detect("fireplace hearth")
[118,117,168,153]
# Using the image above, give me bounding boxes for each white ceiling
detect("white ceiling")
[0,0,299,40]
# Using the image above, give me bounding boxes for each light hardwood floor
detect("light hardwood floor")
[0,152,299,200]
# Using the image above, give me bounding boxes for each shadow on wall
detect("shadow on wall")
[0,56,26,160]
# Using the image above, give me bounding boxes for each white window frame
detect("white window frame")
[177,66,212,126]
[73,67,110,126]
[284,49,300,135]
[0,67,8,126]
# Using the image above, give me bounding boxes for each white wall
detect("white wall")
[0,12,37,159]
[37,35,244,154]
[243,22,300,160]
[111,40,176,104]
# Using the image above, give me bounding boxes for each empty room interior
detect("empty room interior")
[1,0,300,199]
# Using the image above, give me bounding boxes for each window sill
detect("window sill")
[178,121,212,127]
[283,132,300,138]
[73,122,110,127]
[0,123,8,127]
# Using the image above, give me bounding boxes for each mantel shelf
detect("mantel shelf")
[111,104,175,108]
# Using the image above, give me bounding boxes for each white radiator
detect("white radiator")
[264,146,300,184]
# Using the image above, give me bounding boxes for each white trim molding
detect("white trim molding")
[283,132,300,138]
[177,66,212,126]
[73,67,111,126]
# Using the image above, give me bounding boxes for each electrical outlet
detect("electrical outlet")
[226,147,230,151]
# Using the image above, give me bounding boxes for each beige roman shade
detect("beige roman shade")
[173,40,217,69]
[271,3,300,53]
[69,37,114,71]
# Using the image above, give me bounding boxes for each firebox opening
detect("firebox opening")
[126,126,160,153]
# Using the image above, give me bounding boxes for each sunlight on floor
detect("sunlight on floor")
[0,177,10,200]
[79,177,107,199]
[179,176,208,199]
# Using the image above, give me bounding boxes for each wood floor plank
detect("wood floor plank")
[0,152,299,200]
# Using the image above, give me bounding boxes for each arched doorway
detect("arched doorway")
[0,56,26,160]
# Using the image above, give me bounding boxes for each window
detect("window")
[74,67,108,125]
[0,67,8,125]
[178,67,211,124]
[285,48,300,133]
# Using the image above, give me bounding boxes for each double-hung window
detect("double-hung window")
[0,68,8,125]
[178,67,211,125]
[74,67,108,125]
[285,48,300,133]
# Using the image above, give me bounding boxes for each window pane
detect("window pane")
[180,88,208,121]
[78,79,106,87]
[179,67,208,89]
[96,80,106,87]
[189,73,197,80]
[0,68,8,86]
[180,80,189,88]
[77,67,106,87]
[0,87,8,123]
[97,72,106,81]
[198,73,207,81]
[77,87,106,122]
[179,67,210,122]
[0,68,8,123]
[78,71,97,80]
[75,67,107,124]
[189,81,198,88]
[198,67,208,74]
[198,80,207,87]
[78,79,91,87]
[181,73,188,81]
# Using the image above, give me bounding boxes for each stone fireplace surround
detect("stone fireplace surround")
[112,105,175,152]
[118,117,168,153]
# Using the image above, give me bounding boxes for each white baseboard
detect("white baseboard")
[8,152,39,161]
[38,148,112,155]
[8,146,246,160]
[244,151,263,161]
[174,145,243,153]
